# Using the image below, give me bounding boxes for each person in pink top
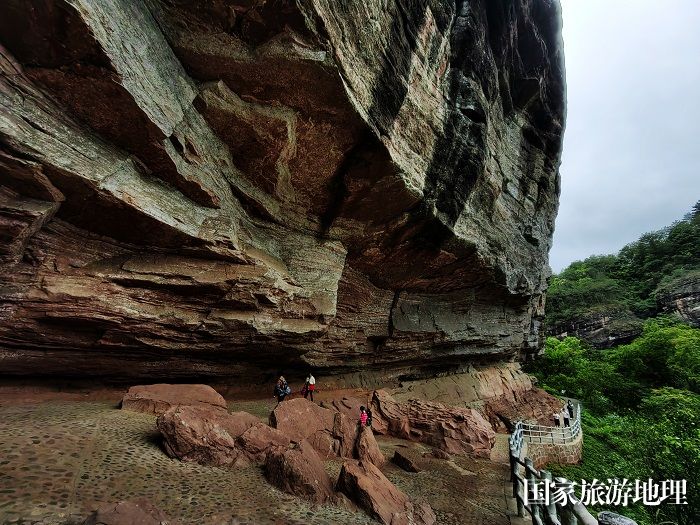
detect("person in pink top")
[359,405,368,426]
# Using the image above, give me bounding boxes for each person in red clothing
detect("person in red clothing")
[303,373,316,402]
[359,405,368,426]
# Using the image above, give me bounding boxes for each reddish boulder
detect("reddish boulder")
[121,384,227,415]
[370,390,495,458]
[482,387,563,430]
[336,460,436,525]
[270,398,359,459]
[82,499,178,525]
[264,440,335,504]
[157,405,289,467]
[392,450,421,473]
[237,422,291,462]
[355,425,385,467]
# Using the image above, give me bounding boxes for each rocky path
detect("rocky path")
[0,390,521,525]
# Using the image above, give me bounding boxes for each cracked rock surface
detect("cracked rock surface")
[0,0,565,380]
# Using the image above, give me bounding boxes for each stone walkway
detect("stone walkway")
[0,395,521,525]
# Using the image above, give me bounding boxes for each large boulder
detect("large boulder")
[157,405,289,467]
[270,398,359,459]
[355,425,385,467]
[121,384,227,415]
[336,460,436,525]
[264,440,335,504]
[370,390,495,458]
[82,499,178,525]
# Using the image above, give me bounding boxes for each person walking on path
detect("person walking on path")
[274,376,290,404]
[567,399,574,418]
[303,373,316,402]
[553,412,560,427]
[562,408,570,427]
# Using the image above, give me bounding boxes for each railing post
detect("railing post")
[542,470,562,525]
[525,457,543,525]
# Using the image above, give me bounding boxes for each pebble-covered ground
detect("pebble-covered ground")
[0,393,517,525]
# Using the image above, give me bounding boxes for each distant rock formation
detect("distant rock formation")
[0,0,565,379]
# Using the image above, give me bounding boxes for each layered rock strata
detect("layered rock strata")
[0,0,565,379]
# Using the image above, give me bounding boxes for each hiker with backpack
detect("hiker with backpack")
[274,376,291,404]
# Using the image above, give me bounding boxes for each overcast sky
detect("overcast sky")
[549,0,700,272]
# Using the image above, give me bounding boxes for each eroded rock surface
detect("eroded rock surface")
[370,390,495,457]
[0,0,565,379]
[270,397,359,459]
[156,405,289,467]
[389,363,563,430]
[336,460,436,525]
[121,383,227,415]
[82,499,179,525]
[264,439,335,504]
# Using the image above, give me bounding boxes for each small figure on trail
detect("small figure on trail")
[562,408,570,427]
[274,376,291,404]
[303,373,316,402]
[567,399,574,418]
[359,405,368,426]
[553,412,560,427]
[365,407,373,428]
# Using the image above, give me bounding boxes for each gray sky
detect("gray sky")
[549,0,700,272]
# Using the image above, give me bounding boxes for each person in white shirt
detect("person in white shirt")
[304,373,316,402]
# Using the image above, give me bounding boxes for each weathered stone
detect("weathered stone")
[121,384,227,415]
[656,272,700,327]
[370,390,495,457]
[82,499,178,525]
[388,363,563,430]
[336,460,436,525]
[0,0,565,379]
[392,450,421,473]
[264,440,334,504]
[355,425,385,467]
[269,398,358,459]
[156,405,289,467]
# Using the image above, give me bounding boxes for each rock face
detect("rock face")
[656,273,700,328]
[264,440,335,504]
[389,363,563,430]
[547,308,642,349]
[336,460,436,525]
[355,425,386,467]
[157,405,289,467]
[82,500,178,525]
[370,390,495,457]
[121,384,227,415]
[270,397,360,459]
[0,0,565,379]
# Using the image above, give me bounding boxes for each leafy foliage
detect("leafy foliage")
[526,321,700,525]
[546,201,700,329]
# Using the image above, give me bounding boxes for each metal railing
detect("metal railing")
[509,403,581,459]
[508,403,636,525]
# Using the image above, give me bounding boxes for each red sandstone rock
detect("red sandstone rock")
[121,384,227,415]
[264,440,334,504]
[336,460,436,525]
[370,390,495,458]
[270,398,359,458]
[157,405,288,467]
[429,448,451,460]
[392,450,421,473]
[482,386,563,430]
[355,425,385,467]
[82,499,178,525]
[237,422,291,462]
